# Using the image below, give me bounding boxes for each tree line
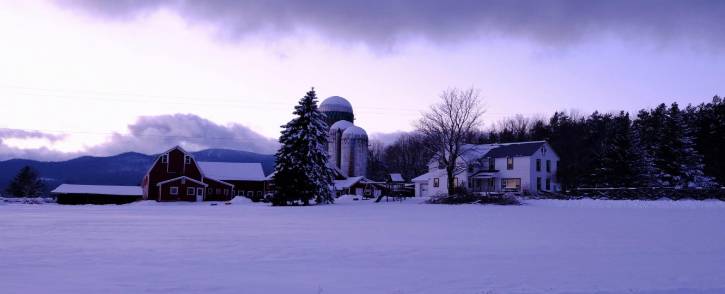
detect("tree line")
[368,96,724,190]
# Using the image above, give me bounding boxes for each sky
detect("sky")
[1,0,724,160]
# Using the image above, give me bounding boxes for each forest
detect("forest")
[368,96,725,190]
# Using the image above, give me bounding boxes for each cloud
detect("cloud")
[87,113,279,156]
[57,0,725,49]
[0,114,278,161]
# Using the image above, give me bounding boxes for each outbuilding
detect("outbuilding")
[52,184,143,205]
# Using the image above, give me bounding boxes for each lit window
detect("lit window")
[507,157,514,170]
[169,186,178,195]
[501,178,521,191]
[187,187,195,196]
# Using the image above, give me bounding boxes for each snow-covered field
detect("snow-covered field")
[2,198,725,294]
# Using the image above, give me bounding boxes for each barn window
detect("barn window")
[169,186,178,195]
[186,187,195,196]
[184,155,191,164]
[161,154,168,163]
[507,157,514,170]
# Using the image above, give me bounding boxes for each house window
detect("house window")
[488,157,495,170]
[169,186,178,195]
[501,178,521,192]
[507,157,514,170]
[184,156,191,164]
[546,160,551,172]
[433,178,439,187]
[161,154,168,163]
[536,159,541,172]
[537,177,541,191]
[546,178,551,190]
[187,187,195,196]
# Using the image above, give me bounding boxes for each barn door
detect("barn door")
[196,188,204,202]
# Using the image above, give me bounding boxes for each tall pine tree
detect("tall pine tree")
[272,88,335,206]
[5,166,45,197]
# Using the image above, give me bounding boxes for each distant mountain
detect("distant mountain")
[0,149,275,193]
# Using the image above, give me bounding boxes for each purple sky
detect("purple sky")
[1,0,724,160]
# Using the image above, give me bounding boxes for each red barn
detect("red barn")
[142,146,264,202]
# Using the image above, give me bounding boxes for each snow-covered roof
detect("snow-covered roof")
[334,176,372,189]
[198,162,266,181]
[389,173,405,182]
[411,170,447,182]
[342,125,368,139]
[330,120,353,131]
[51,184,142,196]
[319,96,354,113]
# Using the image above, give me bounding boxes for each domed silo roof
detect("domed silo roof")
[320,96,354,114]
[342,125,368,140]
[330,120,353,131]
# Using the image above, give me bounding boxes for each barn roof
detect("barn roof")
[51,184,142,196]
[198,162,266,181]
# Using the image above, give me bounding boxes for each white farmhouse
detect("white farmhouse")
[412,141,560,197]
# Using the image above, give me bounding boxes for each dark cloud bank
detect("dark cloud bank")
[59,0,725,48]
[0,114,279,161]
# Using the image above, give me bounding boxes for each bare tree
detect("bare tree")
[417,88,485,195]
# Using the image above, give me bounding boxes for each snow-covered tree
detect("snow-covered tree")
[272,88,335,206]
[5,166,45,197]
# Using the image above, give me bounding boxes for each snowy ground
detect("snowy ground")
[1,197,725,294]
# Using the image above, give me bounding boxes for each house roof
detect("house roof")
[197,162,266,181]
[411,169,448,182]
[485,141,546,158]
[389,173,405,182]
[156,176,208,187]
[333,176,382,189]
[51,184,142,196]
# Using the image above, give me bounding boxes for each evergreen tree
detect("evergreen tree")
[272,88,335,206]
[5,166,45,197]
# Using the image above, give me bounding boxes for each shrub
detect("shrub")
[427,187,520,205]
